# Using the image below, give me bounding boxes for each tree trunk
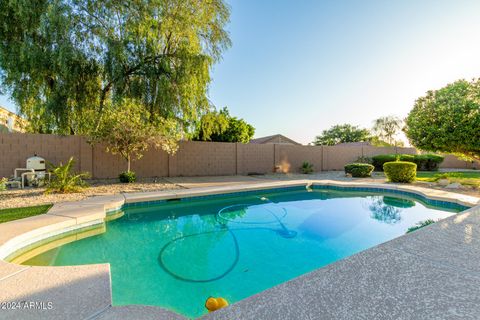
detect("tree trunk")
[127,155,131,172]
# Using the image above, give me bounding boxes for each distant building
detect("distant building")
[250,134,301,145]
[0,106,28,133]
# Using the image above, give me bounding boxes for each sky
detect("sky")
[2,0,480,144]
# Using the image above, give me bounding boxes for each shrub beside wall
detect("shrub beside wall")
[372,154,443,171]
[383,161,417,183]
[344,163,375,177]
[412,154,444,171]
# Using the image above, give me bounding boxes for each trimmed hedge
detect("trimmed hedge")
[383,161,417,183]
[345,163,375,178]
[412,154,444,171]
[372,154,443,171]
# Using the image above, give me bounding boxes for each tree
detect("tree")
[405,79,480,160]
[0,0,231,135]
[372,116,403,146]
[193,108,255,143]
[92,99,181,172]
[313,124,370,146]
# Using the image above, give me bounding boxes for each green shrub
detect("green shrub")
[412,154,444,171]
[372,154,397,170]
[119,171,137,183]
[300,162,314,174]
[372,154,443,171]
[46,157,90,194]
[344,163,375,177]
[383,161,417,183]
[407,219,435,233]
[355,156,373,164]
[0,177,7,191]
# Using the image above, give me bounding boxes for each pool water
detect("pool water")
[23,188,464,318]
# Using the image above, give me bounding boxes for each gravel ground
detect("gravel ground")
[0,178,181,209]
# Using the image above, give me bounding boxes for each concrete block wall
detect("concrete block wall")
[0,132,478,179]
[275,145,323,173]
[237,143,274,175]
[441,154,480,169]
[168,141,236,177]
[0,133,85,177]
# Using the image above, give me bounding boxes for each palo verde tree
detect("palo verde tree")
[372,116,403,147]
[405,79,480,160]
[193,107,255,143]
[0,0,231,135]
[313,124,370,146]
[92,98,181,172]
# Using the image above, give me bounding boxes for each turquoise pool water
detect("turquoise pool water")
[24,188,465,318]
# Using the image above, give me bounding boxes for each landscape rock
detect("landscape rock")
[437,179,450,186]
[445,182,462,189]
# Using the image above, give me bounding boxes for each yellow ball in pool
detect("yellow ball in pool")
[205,297,229,312]
[205,297,219,312]
[216,298,229,308]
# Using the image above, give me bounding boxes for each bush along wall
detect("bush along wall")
[344,163,375,178]
[372,154,443,171]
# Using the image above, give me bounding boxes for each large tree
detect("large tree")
[405,79,480,160]
[193,107,255,143]
[0,0,231,135]
[313,124,370,146]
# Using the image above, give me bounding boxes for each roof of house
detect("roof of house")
[0,106,18,116]
[0,106,28,133]
[250,134,301,145]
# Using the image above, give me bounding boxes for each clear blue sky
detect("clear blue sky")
[2,0,480,144]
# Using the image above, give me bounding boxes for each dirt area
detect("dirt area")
[1,172,478,210]
[0,178,181,209]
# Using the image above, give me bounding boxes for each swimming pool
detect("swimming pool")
[22,186,466,318]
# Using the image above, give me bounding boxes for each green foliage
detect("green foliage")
[372,154,413,171]
[0,204,52,224]
[46,157,90,194]
[407,219,435,233]
[0,0,231,135]
[383,161,417,183]
[92,99,181,172]
[313,124,370,146]
[0,177,7,191]
[369,136,394,147]
[344,163,374,177]
[355,156,373,164]
[193,107,255,143]
[119,171,137,183]
[300,162,314,174]
[412,154,444,171]
[371,154,443,171]
[405,79,480,160]
[372,116,403,146]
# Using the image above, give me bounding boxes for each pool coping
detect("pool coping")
[0,179,479,319]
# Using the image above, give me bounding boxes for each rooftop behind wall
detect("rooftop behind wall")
[0,133,477,178]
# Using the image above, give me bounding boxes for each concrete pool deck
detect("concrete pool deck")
[0,179,479,319]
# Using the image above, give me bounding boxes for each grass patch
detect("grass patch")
[416,171,480,187]
[407,219,435,233]
[0,204,52,224]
